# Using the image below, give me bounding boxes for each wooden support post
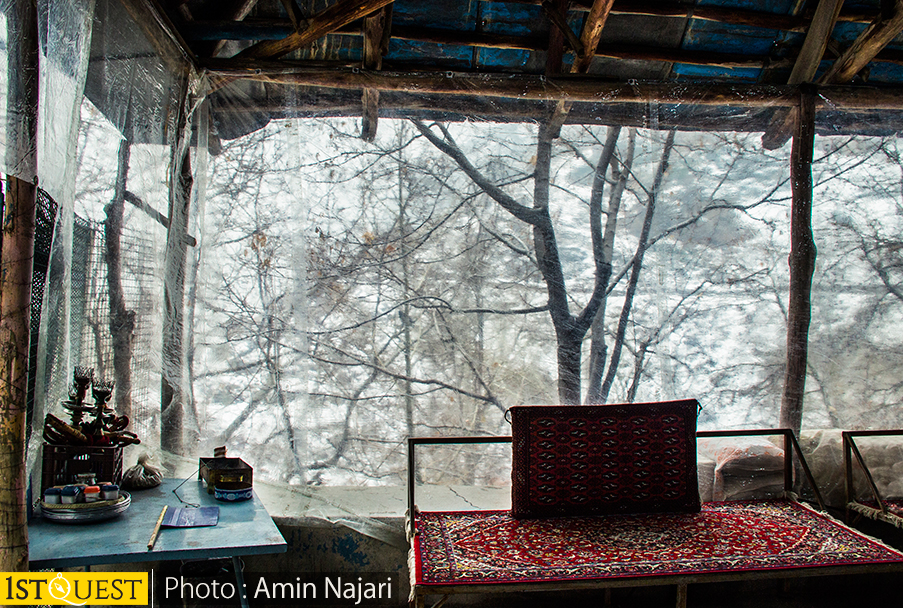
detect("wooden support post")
[0,0,38,573]
[675,583,688,608]
[780,85,817,436]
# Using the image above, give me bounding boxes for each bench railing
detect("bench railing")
[407,436,511,537]
[407,428,825,538]
[843,429,903,516]
[696,428,824,510]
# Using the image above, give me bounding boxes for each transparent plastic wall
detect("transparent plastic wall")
[193,78,824,488]
[806,91,903,431]
[11,2,903,497]
[192,80,903,491]
[10,0,206,485]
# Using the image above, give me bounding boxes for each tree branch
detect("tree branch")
[410,119,543,225]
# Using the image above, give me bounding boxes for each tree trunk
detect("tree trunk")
[587,127,634,404]
[780,87,817,436]
[106,140,135,419]
[535,120,583,404]
[556,331,583,405]
[599,130,675,403]
[161,143,193,455]
[0,0,38,573]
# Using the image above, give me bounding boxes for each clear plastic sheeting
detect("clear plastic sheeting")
[846,434,903,502]
[5,1,903,520]
[799,430,903,510]
[697,436,786,502]
[15,0,206,495]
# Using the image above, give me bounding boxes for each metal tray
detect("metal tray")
[40,491,130,524]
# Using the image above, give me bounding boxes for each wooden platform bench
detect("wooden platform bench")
[407,401,903,608]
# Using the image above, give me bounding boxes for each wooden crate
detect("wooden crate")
[41,443,123,492]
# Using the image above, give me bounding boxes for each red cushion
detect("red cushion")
[510,400,700,518]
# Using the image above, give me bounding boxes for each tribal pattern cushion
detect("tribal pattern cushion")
[413,500,903,586]
[510,400,700,518]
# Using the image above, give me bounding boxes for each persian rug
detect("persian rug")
[413,500,903,586]
[510,400,700,518]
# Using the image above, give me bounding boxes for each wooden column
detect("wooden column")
[780,85,817,436]
[0,0,38,573]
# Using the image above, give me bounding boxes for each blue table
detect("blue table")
[29,479,287,607]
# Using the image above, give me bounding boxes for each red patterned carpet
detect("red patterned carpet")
[413,500,903,586]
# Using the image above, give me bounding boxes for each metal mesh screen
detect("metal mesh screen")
[25,188,58,443]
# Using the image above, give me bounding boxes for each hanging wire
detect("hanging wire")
[171,467,201,507]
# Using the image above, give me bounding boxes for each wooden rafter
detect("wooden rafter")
[118,0,198,70]
[542,0,585,59]
[761,0,846,150]
[360,4,392,141]
[544,0,569,75]
[178,3,884,46]
[786,0,847,86]
[573,0,615,73]
[519,0,878,30]
[233,0,394,60]
[547,0,616,137]
[764,0,903,149]
[192,23,804,70]
[211,0,261,57]
[279,0,307,33]
[819,0,903,83]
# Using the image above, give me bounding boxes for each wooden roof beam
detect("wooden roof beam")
[764,0,903,149]
[206,39,795,74]
[819,0,903,83]
[761,0,845,150]
[182,5,885,44]
[360,4,392,141]
[513,0,878,31]
[543,0,569,75]
[573,0,615,74]
[549,0,616,137]
[542,0,585,59]
[279,0,308,33]
[117,0,197,71]
[209,91,903,134]
[211,0,261,57]
[233,0,395,60]
[203,66,903,111]
[787,0,846,87]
